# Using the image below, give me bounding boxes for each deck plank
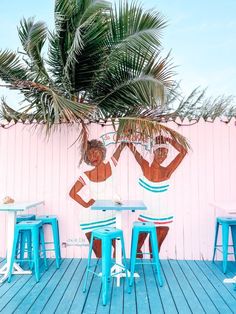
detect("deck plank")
[83,259,102,314]
[0,258,235,313]
[0,267,40,312]
[55,259,87,313]
[168,260,205,313]
[157,262,178,314]
[178,260,219,313]
[108,278,124,314]
[143,261,164,314]
[133,263,151,314]
[14,260,59,313]
[204,261,236,295]
[1,259,54,314]
[187,260,234,313]
[27,258,73,313]
[41,259,81,313]
[161,260,192,313]
[196,260,236,310]
[69,259,99,314]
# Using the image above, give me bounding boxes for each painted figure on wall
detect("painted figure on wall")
[69,139,125,258]
[127,136,187,257]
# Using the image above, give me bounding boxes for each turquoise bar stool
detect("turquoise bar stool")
[8,220,47,282]
[36,215,61,268]
[83,227,130,306]
[129,222,163,287]
[16,214,36,263]
[212,217,236,273]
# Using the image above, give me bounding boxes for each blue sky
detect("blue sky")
[0,0,235,108]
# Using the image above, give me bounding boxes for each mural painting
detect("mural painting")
[69,139,126,257]
[69,132,187,258]
[127,136,187,257]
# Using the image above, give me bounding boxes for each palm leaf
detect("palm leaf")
[116,116,190,150]
[18,18,48,81]
[0,80,95,127]
[0,50,28,83]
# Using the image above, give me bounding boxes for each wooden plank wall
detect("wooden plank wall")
[0,119,235,260]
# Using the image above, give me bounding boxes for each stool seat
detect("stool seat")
[129,221,163,287]
[212,216,236,273]
[83,227,130,305]
[16,214,36,222]
[35,215,61,268]
[8,220,47,282]
[133,221,157,230]
[217,217,236,224]
[17,220,43,228]
[36,215,57,222]
[93,227,122,238]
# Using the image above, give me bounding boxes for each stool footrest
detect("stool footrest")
[216,248,235,255]
[87,269,100,277]
[135,262,156,265]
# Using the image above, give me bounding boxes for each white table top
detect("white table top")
[210,201,236,214]
[0,201,44,212]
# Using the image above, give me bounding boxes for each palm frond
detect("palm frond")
[106,1,166,63]
[115,116,190,150]
[18,18,48,81]
[0,50,28,83]
[0,80,95,127]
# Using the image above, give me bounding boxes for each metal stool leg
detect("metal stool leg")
[231,226,236,261]
[83,233,94,293]
[32,228,40,282]
[52,220,61,268]
[120,235,131,293]
[102,237,112,306]
[222,223,229,273]
[40,226,48,269]
[129,229,139,287]
[150,229,163,286]
[212,221,219,261]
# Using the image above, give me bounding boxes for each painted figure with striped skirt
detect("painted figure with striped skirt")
[69,139,126,258]
[127,136,187,257]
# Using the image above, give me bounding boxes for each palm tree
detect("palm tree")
[0,0,192,149]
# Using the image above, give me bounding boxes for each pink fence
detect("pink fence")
[0,119,235,260]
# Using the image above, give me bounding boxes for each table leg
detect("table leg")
[111,211,139,287]
[0,211,31,284]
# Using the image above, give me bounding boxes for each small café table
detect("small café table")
[210,201,236,215]
[0,201,44,284]
[91,199,147,287]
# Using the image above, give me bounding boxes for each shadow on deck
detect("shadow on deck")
[0,258,235,313]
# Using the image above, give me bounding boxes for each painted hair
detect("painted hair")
[83,139,106,165]
[152,135,169,151]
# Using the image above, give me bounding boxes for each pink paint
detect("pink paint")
[0,120,235,260]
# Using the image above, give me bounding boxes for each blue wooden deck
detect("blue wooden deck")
[0,258,235,313]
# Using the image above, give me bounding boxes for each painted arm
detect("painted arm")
[69,180,95,208]
[165,137,187,175]
[127,142,148,169]
[112,141,127,162]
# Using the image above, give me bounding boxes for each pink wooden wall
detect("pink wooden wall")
[0,119,235,260]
